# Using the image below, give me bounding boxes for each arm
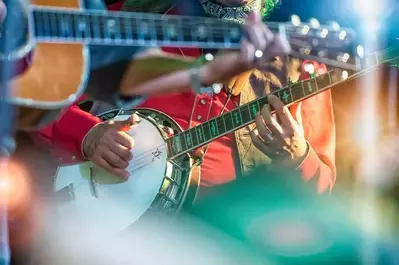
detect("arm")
[31,104,101,165]
[290,61,336,193]
[86,12,290,107]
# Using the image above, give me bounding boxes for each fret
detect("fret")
[58,13,74,38]
[49,12,58,38]
[277,87,292,105]
[163,19,183,44]
[101,16,117,41]
[208,118,219,138]
[181,18,194,44]
[230,109,242,128]
[224,112,235,132]
[258,97,269,109]
[182,131,193,150]
[148,18,158,45]
[215,116,226,136]
[290,82,305,102]
[43,12,51,38]
[223,23,241,48]
[177,133,187,152]
[137,19,150,44]
[314,71,333,91]
[195,124,205,144]
[122,16,133,44]
[189,127,199,147]
[303,77,318,96]
[91,14,101,40]
[169,135,183,156]
[240,104,251,124]
[204,121,213,141]
[33,12,44,38]
[248,100,261,119]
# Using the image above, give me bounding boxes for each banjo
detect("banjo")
[53,36,399,235]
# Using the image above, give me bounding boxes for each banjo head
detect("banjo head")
[53,109,195,236]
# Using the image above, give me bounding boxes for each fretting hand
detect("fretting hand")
[124,11,290,96]
[250,95,308,168]
[201,11,291,85]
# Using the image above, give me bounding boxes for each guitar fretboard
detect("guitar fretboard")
[166,69,343,158]
[32,7,243,48]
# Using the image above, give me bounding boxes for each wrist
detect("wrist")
[81,123,103,159]
[294,141,311,169]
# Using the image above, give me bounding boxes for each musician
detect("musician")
[1,0,335,195]
[88,0,337,194]
[31,0,335,198]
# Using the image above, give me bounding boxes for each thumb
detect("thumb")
[110,113,141,131]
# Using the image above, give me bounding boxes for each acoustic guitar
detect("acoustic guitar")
[3,0,357,129]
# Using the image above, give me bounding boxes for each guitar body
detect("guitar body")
[9,0,89,108]
[7,0,91,129]
[53,108,200,235]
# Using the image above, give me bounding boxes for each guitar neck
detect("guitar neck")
[32,7,247,49]
[167,39,399,158]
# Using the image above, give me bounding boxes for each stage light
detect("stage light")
[356,45,365,59]
[338,31,347,40]
[301,25,310,35]
[304,63,315,74]
[309,18,320,29]
[205,53,214,61]
[327,21,340,31]
[290,14,301,26]
[341,71,349,80]
[353,0,387,19]
[320,28,328,38]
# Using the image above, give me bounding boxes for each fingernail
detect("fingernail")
[247,12,260,22]
[132,113,142,124]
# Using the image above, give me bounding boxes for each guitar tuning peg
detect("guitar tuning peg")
[341,70,349,80]
[309,18,320,29]
[290,14,301,26]
[327,21,340,31]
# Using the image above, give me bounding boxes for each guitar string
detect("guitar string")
[33,12,345,43]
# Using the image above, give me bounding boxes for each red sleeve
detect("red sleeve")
[32,103,101,165]
[289,60,336,193]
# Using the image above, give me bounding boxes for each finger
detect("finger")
[108,142,133,162]
[267,95,296,136]
[260,104,284,138]
[240,39,255,67]
[96,157,130,179]
[113,131,135,150]
[250,129,275,157]
[101,148,130,169]
[268,34,291,57]
[244,15,267,53]
[112,114,142,131]
[254,113,273,143]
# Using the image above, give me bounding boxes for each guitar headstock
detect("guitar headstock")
[279,17,360,71]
